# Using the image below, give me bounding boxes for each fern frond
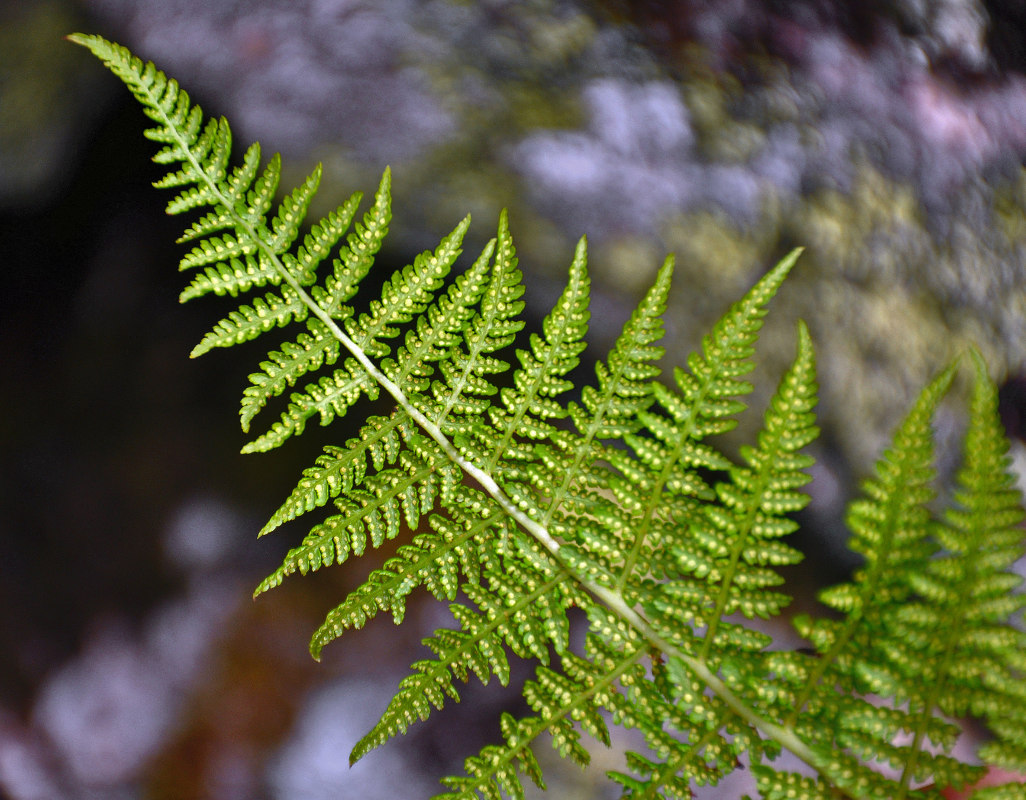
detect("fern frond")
[889,351,1026,782]
[77,33,1026,800]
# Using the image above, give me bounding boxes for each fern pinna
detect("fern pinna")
[73,34,1026,800]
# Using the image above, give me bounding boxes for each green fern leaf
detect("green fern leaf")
[613,249,803,590]
[569,253,671,442]
[350,558,588,766]
[179,253,281,301]
[190,286,309,357]
[318,169,392,318]
[347,216,470,357]
[887,351,1026,783]
[303,503,502,647]
[384,233,496,401]
[242,357,376,452]
[235,172,391,432]
[688,320,817,652]
[75,33,1026,800]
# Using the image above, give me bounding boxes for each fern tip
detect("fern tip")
[67,32,108,50]
[966,346,989,378]
[774,246,804,275]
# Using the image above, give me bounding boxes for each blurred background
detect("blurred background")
[3,0,1026,797]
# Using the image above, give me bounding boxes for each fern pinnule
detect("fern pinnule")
[238,320,343,439]
[319,169,393,317]
[607,647,754,797]
[347,215,470,357]
[255,431,466,601]
[438,634,653,799]
[568,254,671,443]
[664,246,804,438]
[303,501,498,655]
[259,409,411,536]
[750,766,836,800]
[243,356,379,452]
[482,235,591,474]
[684,320,817,663]
[191,285,309,357]
[385,239,495,396]
[534,254,673,560]
[349,558,588,767]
